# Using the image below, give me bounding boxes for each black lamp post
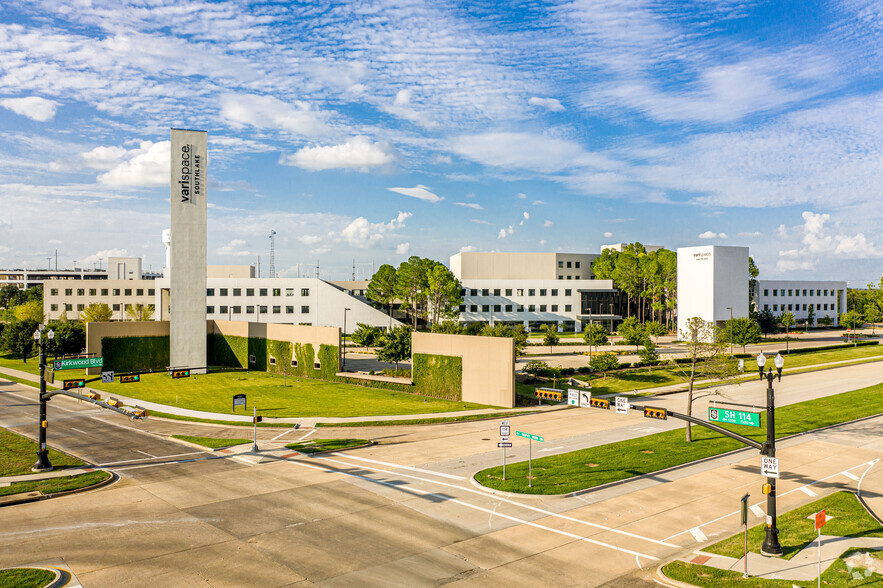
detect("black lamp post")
[32,325,55,472]
[756,351,784,557]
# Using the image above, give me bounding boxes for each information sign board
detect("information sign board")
[500,425,510,437]
[101,371,114,383]
[615,396,629,415]
[53,357,103,371]
[515,431,544,442]
[567,389,579,406]
[761,456,779,478]
[233,393,246,410]
[579,390,592,408]
[709,407,761,427]
[498,442,513,448]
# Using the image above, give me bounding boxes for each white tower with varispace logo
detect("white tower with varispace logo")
[677,245,748,339]
[169,128,207,373]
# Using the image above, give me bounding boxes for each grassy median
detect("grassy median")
[0,568,56,588]
[170,435,251,449]
[0,427,83,476]
[285,438,369,454]
[0,471,111,498]
[475,383,883,494]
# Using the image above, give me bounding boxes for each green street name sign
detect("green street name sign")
[53,357,103,371]
[515,431,544,442]
[708,407,760,428]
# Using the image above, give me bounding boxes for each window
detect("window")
[207,288,215,296]
[539,289,547,296]
[90,289,97,296]
[482,304,490,312]
[773,304,778,311]
[540,304,547,312]
[124,288,132,296]
[824,304,829,310]
[565,289,571,297]
[220,288,228,296]
[482,289,489,296]
[301,305,310,313]
[286,306,294,313]
[558,276,563,280]
[233,306,241,314]
[269,357,276,366]
[77,304,84,311]
[246,288,254,296]
[314,362,321,370]
[773,289,777,296]
[77,288,84,296]
[516,289,524,296]
[460,289,466,297]
[763,304,769,310]
[558,261,564,268]
[273,288,281,296]
[291,359,298,368]
[273,306,281,314]
[301,288,311,296]
[148,289,154,296]
[493,304,501,312]
[493,288,500,296]
[567,275,572,280]
[259,288,268,296]
[803,304,807,310]
[564,304,571,312]
[65,304,73,311]
[259,305,268,313]
[575,261,581,268]
[505,289,512,296]
[286,288,294,296]
[459,305,466,312]
[551,289,558,296]
[136,289,143,296]
[788,304,793,310]
[50,303,58,311]
[764,289,769,296]
[505,304,512,312]
[470,305,478,312]
[528,289,535,296]
[65,288,73,296]
[566,261,572,268]
[207,306,215,314]
[113,289,120,296]
[50,288,58,296]
[551,304,558,311]
[517,305,524,312]
[471,289,478,296]
[802,289,807,296]
[824,289,828,296]
[219,305,228,314]
[528,304,536,312]
[816,289,821,296]
[245,305,255,313]
[788,289,793,296]
[233,288,241,296]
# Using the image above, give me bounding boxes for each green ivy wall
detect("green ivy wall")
[102,335,170,373]
[412,353,463,401]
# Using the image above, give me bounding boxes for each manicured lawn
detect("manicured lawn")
[0,471,111,497]
[0,567,56,588]
[87,369,493,417]
[475,383,883,494]
[0,427,84,476]
[285,438,369,453]
[0,353,90,380]
[171,435,251,449]
[316,410,536,427]
[663,492,883,587]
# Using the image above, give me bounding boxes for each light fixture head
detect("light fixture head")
[33,330,40,341]
[47,330,54,340]
[774,353,784,370]
[756,352,766,368]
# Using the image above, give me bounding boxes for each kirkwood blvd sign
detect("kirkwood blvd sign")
[53,357,103,370]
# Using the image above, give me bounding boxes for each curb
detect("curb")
[0,470,119,508]
[656,563,699,587]
[0,566,62,588]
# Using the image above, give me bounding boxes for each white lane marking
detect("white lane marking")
[842,471,860,481]
[70,428,89,435]
[296,429,317,442]
[110,456,222,471]
[749,505,764,517]
[136,450,157,458]
[857,459,879,499]
[662,459,878,542]
[97,452,204,466]
[271,427,300,441]
[317,455,678,548]
[328,453,466,481]
[799,486,817,497]
[6,391,78,413]
[285,457,659,560]
[689,527,707,542]
[539,446,564,452]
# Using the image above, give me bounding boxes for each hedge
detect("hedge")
[102,335,170,373]
[412,353,463,400]
[777,340,878,355]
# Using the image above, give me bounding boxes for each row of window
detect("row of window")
[207,287,310,297]
[557,275,585,280]
[763,288,835,297]
[461,304,573,313]
[51,288,155,297]
[207,305,310,315]
[51,303,137,312]
[764,303,832,312]
[557,260,581,268]
[463,288,574,297]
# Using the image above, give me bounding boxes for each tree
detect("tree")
[431,321,463,334]
[542,324,559,353]
[722,317,763,353]
[1,319,39,362]
[351,323,382,350]
[425,262,462,326]
[0,284,21,311]
[806,305,816,329]
[48,320,85,356]
[678,317,737,442]
[395,256,432,329]
[376,325,411,370]
[779,311,796,333]
[481,323,528,356]
[126,303,154,321]
[589,352,619,378]
[864,302,882,335]
[840,310,864,333]
[645,321,667,343]
[13,300,44,323]
[523,359,549,381]
[367,264,398,319]
[637,339,659,372]
[819,315,834,327]
[81,303,113,323]
[617,316,646,352]
[582,323,609,347]
[748,256,759,311]
[757,308,777,334]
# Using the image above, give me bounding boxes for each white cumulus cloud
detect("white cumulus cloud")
[217,239,252,257]
[528,97,565,112]
[0,97,58,121]
[396,242,410,255]
[220,93,331,137]
[282,136,396,171]
[698,230,728,239]
[80,248,129,266]
[543,220,554,228]
[332,211,412,249]
[97,141,170,187]
[603,231,613,238]
[388,185,443,203]
[454,202,483,210]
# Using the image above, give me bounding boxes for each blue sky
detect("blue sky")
[1,0,882,285]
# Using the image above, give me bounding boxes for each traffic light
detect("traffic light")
[590,398,610,409]
[254,416,263,424]
[119,374,140,383]
[643,407,667,420]
[171,369,190,379]
[83,391,101,401]
[63,379,86,390]
[762,483,772,495]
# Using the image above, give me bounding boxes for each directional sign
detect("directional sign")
[815,509,826,530]
[233,393,246,410]
[567,389,579,406]
[500,425,510,437]
[500,436,510,443]
[615,396,629,415]
[515,431,544,442]
[500,420,509,426]
[53,357,103,371]
[709,407,761,428]
[498,442,513,448]
[579,390,592,408]
[101,371,114,383]
[761,456,779,478]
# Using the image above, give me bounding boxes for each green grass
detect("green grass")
[475,382,883,495]
[663,549,882,588]
[85,369,493,418]
[284,438,369,453]
[0,427,84,476]
[170,435,251,449]
[316,410,538,427]
[0,352,90,380]
[706,491,883,560]
[0,567,56,588]
[0,470,111,498]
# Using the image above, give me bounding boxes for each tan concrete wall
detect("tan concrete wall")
[412,332,514,408]
[207,265,255,278]
[85,321,171,374]
[209,320,340,365]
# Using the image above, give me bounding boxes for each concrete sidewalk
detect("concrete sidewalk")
[0,466,100,487]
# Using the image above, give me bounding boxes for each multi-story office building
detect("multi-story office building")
[754,281,846,326]
[677,245,749,336]
[2,257,161,290]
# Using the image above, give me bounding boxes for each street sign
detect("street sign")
[233,393,246,410]
[500,425,510,437]
[567,389,579,406]
[814,509,826,530]
[101,371,114,383]
[579,390,592,408]
[709,407,761,428]
[615,396,629,415]
[53,357,103,371]
[740,493,750,525]
[500,420,509,426]
[498,442,513,448]
[500,436,509,442]
[515,431,544,442]
[761,456,779,478]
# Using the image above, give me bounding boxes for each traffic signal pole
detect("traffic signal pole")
[761,367,783,556]
[33,338,52,472]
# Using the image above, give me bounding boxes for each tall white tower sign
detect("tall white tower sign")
[170,129,207,373]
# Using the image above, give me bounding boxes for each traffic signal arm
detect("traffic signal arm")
[631,404,764,451]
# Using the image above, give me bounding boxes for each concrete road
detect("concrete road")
[0,364,880,586]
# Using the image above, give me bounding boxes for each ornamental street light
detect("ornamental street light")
[32,326,55,472]
[756,351,785,557]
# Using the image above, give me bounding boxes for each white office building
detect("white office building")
[754,280,846,326]
[677,245,749,337]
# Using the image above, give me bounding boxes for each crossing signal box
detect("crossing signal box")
[172,370,190,379]
[643,407,667,420]
[63,379,86,390]
[119,374,140,384]
[254,416,263,424]
[590,398,610,409]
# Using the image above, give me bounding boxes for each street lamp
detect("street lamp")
[342,308,351,371]
[32,326,55,472]
[756,351,785,557]
[726,306,733,358]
